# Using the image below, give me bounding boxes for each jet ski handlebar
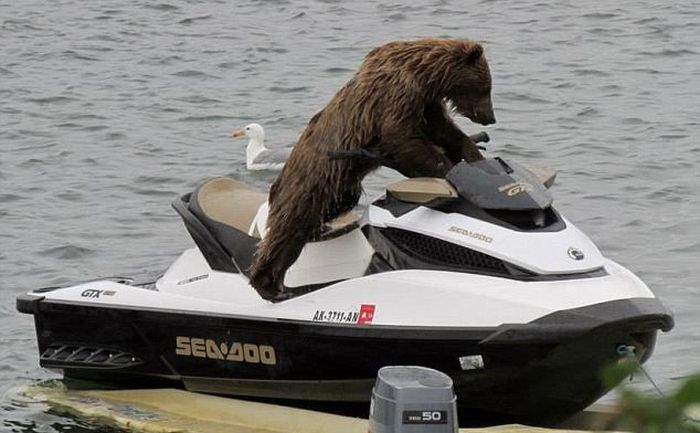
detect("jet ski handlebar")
[327,132,490,163]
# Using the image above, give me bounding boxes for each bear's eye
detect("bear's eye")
[245,127,250,131]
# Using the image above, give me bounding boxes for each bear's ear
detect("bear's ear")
[464,43,484,64]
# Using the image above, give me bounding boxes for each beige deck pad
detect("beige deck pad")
[525,166,557,188]
[387,177,458,204]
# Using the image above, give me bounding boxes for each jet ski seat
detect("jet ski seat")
[173,177,362,276]
[194,177,267,236]
[194,177,360,240]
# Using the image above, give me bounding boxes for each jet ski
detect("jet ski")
[17,132,673,425]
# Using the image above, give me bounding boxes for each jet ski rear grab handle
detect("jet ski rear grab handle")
[326,132,491,167]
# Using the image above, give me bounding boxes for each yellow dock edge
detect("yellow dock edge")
[19,382,619,433]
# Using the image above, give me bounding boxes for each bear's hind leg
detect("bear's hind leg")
[249,200,322,300]
[249,234,306,300]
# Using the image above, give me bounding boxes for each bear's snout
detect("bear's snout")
[474,98,496,125]
[478,112,496,125]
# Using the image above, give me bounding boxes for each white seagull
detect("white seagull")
[230,123,293,171]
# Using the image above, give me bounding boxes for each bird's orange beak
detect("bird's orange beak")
[230,128,245,138]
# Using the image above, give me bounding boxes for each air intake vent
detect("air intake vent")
[41,345,143,369]
[380,228,510,275]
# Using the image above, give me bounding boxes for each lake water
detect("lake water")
[1,0,699,431]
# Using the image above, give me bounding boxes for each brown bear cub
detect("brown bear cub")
[249,38,496,300]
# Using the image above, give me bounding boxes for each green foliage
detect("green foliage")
[604,361,700,433]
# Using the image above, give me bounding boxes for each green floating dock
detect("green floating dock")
[21,382,618,433]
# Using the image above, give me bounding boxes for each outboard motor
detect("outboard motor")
[369,366,458,433]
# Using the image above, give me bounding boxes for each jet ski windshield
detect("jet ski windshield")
[445,159,553,211]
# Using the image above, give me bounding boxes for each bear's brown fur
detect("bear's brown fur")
[249,38,496,299]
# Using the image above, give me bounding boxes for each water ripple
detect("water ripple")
[172,69,216,78]
[39,245,96,260]
[177,15,212,25]
[26,96,78,105]
[0,194,25,203]
[177,114,236,122]
[144,3,180,11]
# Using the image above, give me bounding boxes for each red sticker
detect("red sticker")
[357,304,376,324]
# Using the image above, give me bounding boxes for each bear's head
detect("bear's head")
[447,43,496,126]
